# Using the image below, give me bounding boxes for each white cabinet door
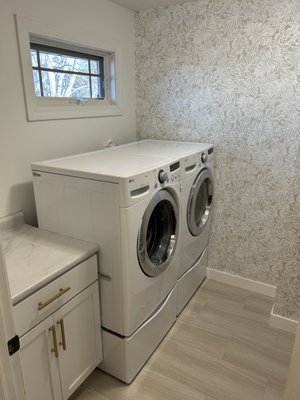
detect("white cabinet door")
[19,315,62,400]
[57,282,102,400]
[19,282,102,400]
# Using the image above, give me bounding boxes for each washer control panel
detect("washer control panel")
[154,160,181,188]
[122,160,181,206]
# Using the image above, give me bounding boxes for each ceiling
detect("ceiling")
[110,0,193,11]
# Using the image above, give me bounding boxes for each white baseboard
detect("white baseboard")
[269,306,298,334]
[206,268,277,298]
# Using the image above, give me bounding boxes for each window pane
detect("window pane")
[32,70,41,96]
[31,49,38,67]
[90,60,99,75]
[41,71,90,98]
[91,76,102,98]
[40,51,89,73]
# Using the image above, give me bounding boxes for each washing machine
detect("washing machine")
[31,148,181,383]
[110,139,214,316]
[177,146,214,315]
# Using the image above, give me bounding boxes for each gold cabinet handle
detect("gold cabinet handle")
[49,325,59,358]
[58,319,67,351]
[38,287,71,311]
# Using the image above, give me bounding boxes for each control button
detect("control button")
[158,170,168,184]
[201,153,207,163]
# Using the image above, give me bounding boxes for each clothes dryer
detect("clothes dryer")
[177,146,214,315]
[31,149,181,383]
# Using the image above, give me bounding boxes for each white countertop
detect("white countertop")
[1,213,98,305]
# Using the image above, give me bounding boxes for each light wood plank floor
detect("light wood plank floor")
[70,280,295,400]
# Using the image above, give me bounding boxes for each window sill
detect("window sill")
[26,98,122,121]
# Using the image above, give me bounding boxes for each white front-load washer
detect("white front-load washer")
[31,148,181,383]
[177,146,214,315]
[110,139,214,316]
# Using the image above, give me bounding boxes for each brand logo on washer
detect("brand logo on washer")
[129,178,134,183]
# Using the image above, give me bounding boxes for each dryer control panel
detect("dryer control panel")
[181,146,214,178]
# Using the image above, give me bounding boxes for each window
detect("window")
[15,15,122,121]
[30,43,105,100]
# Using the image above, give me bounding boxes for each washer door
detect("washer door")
[137,189,178,277]
[187,168,213,237]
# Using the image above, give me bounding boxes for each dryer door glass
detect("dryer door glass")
[187,168,213,237]
[137,189,178,277]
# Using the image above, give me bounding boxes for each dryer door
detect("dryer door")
[187,168,213,237]
[137,189,178,277]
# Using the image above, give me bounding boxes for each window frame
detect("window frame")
[30,42,106,100]
[15,14,122,121]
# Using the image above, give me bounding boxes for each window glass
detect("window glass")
[39,51,89,73]
[30,49,38,67]
[90,60,99,75]
[32,70,41,96]
[41,71,91,98]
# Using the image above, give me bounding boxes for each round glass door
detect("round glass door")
[137,190,178,277]
[187,168,213,237]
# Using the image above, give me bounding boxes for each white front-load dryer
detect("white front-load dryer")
[177,146,214,315]
[31,149,181,383]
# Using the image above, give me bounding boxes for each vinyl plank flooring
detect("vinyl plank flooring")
[149,338,267,400]
[264,379,286,400]
[222,336,292,384]
[70,386,108,400]
[72,369,129,400]
[276,330,296,353]
[171,318,231,360]
[129,368,207,400]
[181,303,280,350]
[69,279,295,400]
[244,292,274,318]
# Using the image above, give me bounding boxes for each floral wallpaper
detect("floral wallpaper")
[135,0,300,320]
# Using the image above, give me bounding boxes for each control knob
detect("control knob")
[158,169,168,183]
[201,153,207,163]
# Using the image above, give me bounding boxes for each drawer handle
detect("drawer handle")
[38,287,71,311]
[49,325,59,358]
[58,319,67,351]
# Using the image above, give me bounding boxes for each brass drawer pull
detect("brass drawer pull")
[38,287,71,311]
[58,319,67,351]
[49,325,59,358]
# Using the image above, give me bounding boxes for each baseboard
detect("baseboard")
[206,268,277,298]
[269,306,298,334]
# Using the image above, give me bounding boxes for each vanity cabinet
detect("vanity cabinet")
[15,256,102,400]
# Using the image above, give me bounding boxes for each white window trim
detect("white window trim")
[15,14,123,121]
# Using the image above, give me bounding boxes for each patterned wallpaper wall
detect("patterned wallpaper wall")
[135,0,300,320]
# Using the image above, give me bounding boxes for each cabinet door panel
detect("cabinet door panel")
[57,282,102,399]
[19,316,62,400]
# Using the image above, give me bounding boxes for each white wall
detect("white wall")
[0,0,136,225]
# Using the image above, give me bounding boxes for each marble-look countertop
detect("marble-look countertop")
[0,212,98,305]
